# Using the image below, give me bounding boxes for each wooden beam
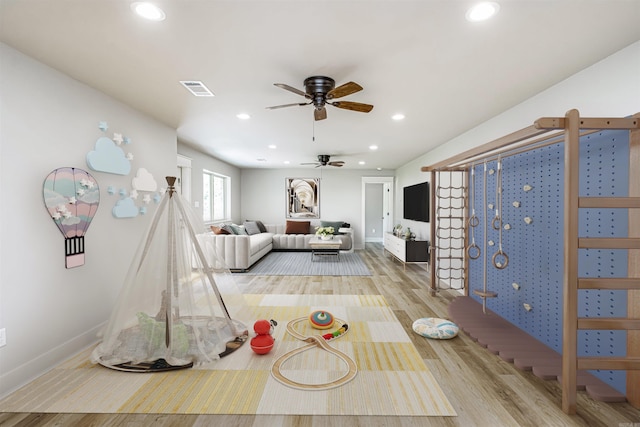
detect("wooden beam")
[430,169,437,294]
[562,109,580,415]
[579,197,640,208]
[421,125,548,172]
[535,116,640,130]
[629,124,640,408]
[579,238,640,249]
[578,318,640,330]
[578,357,640,371]
[578,278,640,290]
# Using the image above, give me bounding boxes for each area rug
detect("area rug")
[245,251,372,276]
[0,294,456,416]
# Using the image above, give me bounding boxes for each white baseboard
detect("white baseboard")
[0,322,105,399]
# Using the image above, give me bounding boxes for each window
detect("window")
[203,170,229,223]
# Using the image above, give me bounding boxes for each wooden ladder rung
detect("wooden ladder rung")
[578,318,640,330]
[579,237,640,249]
[579,196,640,208]
[578,277,640,290]
[577,357,640,371]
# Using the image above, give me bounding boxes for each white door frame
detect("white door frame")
[361,176,394,248]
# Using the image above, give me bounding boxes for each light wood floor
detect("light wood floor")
[2,243,639,426]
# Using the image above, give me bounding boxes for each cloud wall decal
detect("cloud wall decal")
[132,168,157,192]
[86,137,131,175]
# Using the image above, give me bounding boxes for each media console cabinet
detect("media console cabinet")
[383,233,429,270]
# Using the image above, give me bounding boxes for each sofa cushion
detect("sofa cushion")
[247,219,267,233]
[285,220,310,234]
[211,225,231,235]
[230,224,247,235]
[320,220,344,234]
[220,224,235,234]
[243,221,262,235]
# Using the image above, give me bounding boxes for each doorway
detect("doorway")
[361,177,394,247]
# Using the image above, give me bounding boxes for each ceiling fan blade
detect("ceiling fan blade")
[266,102,310,110]
[314,107,327,121]
[327,81,363,99]
[300,162,320,165]
[274,83,309,98]
[328,161,345,167]
[330,101,374,113]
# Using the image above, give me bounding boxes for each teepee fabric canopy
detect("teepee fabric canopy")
[92,178,248,371]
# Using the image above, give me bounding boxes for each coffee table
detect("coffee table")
[309,237,342,261]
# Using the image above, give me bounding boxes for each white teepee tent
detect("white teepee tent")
[91,177,248,371]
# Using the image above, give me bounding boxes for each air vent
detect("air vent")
[179,81,215,97]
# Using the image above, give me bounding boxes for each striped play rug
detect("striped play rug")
[0,295,456,416]
[244,251,371,276]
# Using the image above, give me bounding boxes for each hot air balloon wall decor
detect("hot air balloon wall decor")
[43,167,100,268]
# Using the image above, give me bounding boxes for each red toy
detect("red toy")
[250,319,277,355]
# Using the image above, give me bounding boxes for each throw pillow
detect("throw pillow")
[320,220,344,234]
[220,224,235,235]
[229,224,248,235]
[285,220,310,234]
[246,219,267,233]
[211,225,231,235]
[243,221,262,235]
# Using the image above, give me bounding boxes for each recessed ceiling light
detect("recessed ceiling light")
[284,160,290,164]
[131,2,166,21]
[392,113,405,121]
[466,2,500,22]
[358,161,366,165]
[237,113,251,120]
[376,167,382,171]
[369,145,378,151]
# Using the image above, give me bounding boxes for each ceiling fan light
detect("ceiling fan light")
[236,113,250,120]
[392,113,405,121]
[131,2,166,21]
[466,2,500,22]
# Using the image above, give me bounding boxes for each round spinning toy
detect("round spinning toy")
[308,310,335,329]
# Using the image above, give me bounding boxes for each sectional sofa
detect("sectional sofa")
[199,220,353,271]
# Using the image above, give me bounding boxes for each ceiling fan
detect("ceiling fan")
[301,154,345,168]
[266,76,374,121]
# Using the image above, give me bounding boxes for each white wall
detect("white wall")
[177,143,241,226]
[240,168,390,249]
[394,40,640,241]
[0,43,177,397]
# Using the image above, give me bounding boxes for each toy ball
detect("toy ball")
[251,319,276,355]
[309,310,335,330]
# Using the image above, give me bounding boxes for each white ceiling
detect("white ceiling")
[1,1,639,170]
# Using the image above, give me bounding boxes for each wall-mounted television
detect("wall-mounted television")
[403,181,430,222]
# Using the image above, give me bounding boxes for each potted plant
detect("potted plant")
[315,226,335,240]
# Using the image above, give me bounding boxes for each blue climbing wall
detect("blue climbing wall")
[467,129,630,393]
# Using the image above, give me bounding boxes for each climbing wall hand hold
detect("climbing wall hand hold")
[512,201,521,208]
[523,303,532,312]
[512,282,520,290]
[523,184,533,192]
[524,216,533,224]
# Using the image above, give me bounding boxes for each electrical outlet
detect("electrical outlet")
[0,328,6,347]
